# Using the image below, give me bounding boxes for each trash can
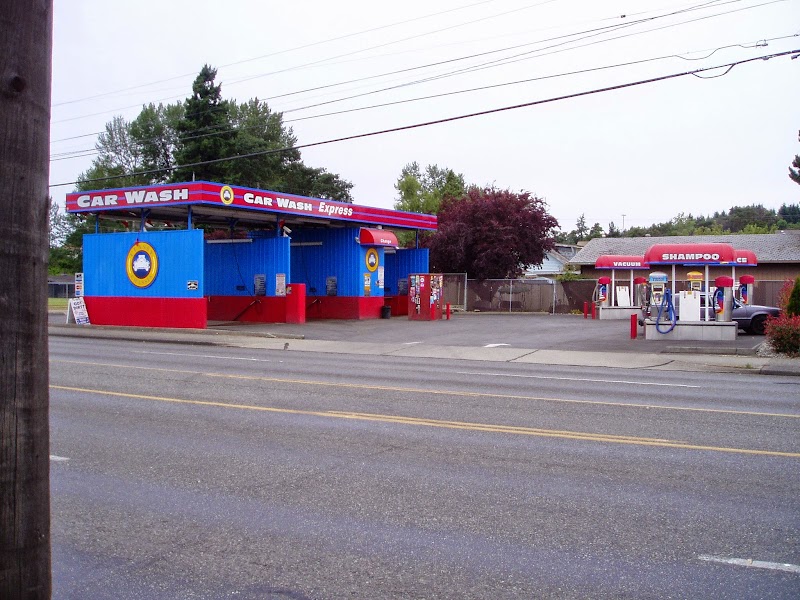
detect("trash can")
[380,305,391,319]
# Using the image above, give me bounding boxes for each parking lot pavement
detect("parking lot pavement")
[208,312,767,355]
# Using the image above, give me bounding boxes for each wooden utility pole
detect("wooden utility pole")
[0,1,54,598]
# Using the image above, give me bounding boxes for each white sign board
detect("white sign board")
[66,297,91,325]
[276,273,286,297]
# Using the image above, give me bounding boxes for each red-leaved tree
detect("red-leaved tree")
[427,188,558,279]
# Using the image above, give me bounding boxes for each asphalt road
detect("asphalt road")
[49,336,800,599]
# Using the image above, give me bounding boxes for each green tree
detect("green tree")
[77,115,151,190]
[48,198,70,247]
[557,214,589,244]
[130,102,184,181]
[717,205,777,232]
[281,163,353,201]
[48,199,84,274]
[172,64,234,183]
[76,65,353,201]
[587,222,604,240]
[574,214,588,241]
[789,129,800,185]
[394,162,465,214]
[778,203,800,224]
[224,97,299,189]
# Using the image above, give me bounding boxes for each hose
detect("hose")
[655,288,677,334]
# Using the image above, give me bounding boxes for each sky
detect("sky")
[49,0,800,233]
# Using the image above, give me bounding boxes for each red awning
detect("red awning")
[734,249,757,266]
[359,228,399,247]
[644,243,736,265]
[594,255,648,269]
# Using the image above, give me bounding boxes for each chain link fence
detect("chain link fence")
[439,276,595,314]
[440,276,789,314]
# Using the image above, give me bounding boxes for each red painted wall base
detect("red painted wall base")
[306,296,385,319]
[384,295,409,316]
[206,296,288,323]
[83,295,386,326]
[84,297,207,328]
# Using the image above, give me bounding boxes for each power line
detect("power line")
[50,24,795,163]
[50,0,505,108]
[50,49,798,189]
[282,35,797,123]
[275,0,781,117]
[49,0,737,127]
[252,0,731,105]
[51,2,787,159]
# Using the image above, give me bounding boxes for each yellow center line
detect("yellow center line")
[50,385,800,458]
[51,358,800,420]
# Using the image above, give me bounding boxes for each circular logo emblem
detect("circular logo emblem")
[365,248,379,273]
[220,185,234,205]
[126,242,158,288]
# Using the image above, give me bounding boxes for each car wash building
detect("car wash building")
[65,181,437,328]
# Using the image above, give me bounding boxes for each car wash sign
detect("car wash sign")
[594,255,647,270]
[67,184,196,210]
[67,181,438,231]
[643,243,736,265]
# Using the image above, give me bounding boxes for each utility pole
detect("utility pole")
[0,2,54,598]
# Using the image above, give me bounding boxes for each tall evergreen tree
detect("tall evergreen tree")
[172,65,233,182]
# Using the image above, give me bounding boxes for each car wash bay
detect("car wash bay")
[66,181,436,328]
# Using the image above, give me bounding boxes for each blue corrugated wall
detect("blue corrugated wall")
[290,227,385,297]
[204,236,290,296]
[384,248,430,295]
[83,230,204,297]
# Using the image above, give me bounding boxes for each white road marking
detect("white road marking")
[456,371,700,388]
[49,455,69,462]
[698,555,800,574]
[402,342,423,345]
[134,350,274,363]
[483,343,511,348]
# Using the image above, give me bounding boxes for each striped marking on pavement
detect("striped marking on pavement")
[50,385,800,458]
[51,359,800,420]
[456,370,701,388]
[698,555,800,574]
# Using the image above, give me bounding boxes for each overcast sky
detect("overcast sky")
[50,0,800,233]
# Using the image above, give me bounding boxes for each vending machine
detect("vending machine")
[408,273,443,321]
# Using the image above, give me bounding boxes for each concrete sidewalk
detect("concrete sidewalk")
[48,311,800,377]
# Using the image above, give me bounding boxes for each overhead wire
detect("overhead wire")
[50,1,786,160]
[342,0,784,103]
[50,0,735,127]
[49,49,799,189]
[50,0,505,108]
[245,0,734,105]
[280,35,797,123]
[273,0,778,116]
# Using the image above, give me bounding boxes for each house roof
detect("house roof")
[570,232,800,265]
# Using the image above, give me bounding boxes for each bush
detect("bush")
[776,278,795,313]
[765,314,800,357]
[787,276,800,317]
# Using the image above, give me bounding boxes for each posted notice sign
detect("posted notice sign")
[66,297,91,325]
